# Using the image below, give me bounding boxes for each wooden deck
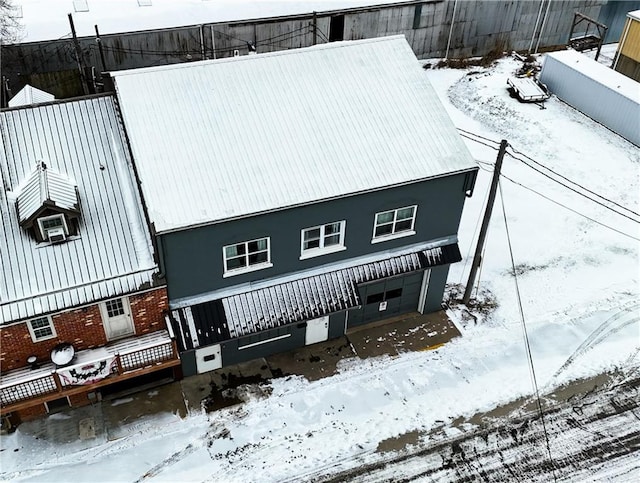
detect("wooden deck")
[1,331,180,415]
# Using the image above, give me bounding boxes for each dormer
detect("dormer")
[15,161,80,243]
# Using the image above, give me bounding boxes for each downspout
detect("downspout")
[445,0,459,60]
[534,0,552,54]
[199,24,206,60]
[210,25,217,59]
[529,0,546,53]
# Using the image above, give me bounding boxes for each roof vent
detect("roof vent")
[47,227,67,244]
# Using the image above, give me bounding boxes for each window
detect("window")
[27,316,56,342]
[223,237,272,276]
[372,205,417,242]
[105,298,125,317]
[37,214,68,240]
[300,221,346,259]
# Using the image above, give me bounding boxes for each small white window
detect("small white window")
[27,316,57,342]
[372,205,417,243]
[223,237,272,277]
[37,214,68,240]
[300,221,346,259]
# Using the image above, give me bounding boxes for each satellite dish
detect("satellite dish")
[51,343,75,366]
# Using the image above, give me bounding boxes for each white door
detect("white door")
[305,316,329,345]
[101,297,135,340]
[196,344,223,373]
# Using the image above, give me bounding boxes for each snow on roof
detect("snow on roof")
[0,95,157,324]
[16,0,403,42]
[15,161,79,224]
[111,36,477,234]
[544,49,640,102]
[7,84,55,107]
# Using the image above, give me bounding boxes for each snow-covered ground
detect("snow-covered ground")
[1,50,639,481]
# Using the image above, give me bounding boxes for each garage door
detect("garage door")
[348,272,423,328]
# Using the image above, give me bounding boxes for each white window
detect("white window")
[372,205,417,242]
[27,316,57,342]
[37,214,68,240]
[300,220,346,259]
[223,237,272,276]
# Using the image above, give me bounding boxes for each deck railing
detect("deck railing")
[1,331,178,408]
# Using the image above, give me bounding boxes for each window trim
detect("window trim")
[371,205,417,243]
[37,214,68,240]
[299,220,347,260]
[223,236,273,277]
[27,315,57,342]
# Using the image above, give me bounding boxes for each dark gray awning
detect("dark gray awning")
[168,244,461,349]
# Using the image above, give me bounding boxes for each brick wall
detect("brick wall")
[0,288,168,372]
[129,289,169,335]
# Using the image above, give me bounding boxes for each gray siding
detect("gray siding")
[219,323,306,366]
[424,264,450,312]
[161,172,473,304]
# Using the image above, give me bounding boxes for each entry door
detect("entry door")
[305,316,329,345]
[101,297,135,340]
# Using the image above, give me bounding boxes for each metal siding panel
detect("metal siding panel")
[540,50,640,146]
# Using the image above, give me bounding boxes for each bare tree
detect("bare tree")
[1,0,24,44]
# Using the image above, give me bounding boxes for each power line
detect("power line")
[457,128,501,147]
[498,179,557,482]
[507,146,640,219]
[500,173,640,242]
[458,132,500,151]
[457,128,639,223]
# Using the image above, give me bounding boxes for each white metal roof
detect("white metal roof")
[15,161,79,223]
[0,96,158,324]
[8,85,55,108]
[111,35,477,234]
[544,50,640,102]
[629,10,640,21]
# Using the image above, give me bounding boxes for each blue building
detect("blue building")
[109,36,478,375]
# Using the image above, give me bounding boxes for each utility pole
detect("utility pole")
[95,25,108,72]
[68,13,90,95]
[463,139,508,304]
[313,12,318,45]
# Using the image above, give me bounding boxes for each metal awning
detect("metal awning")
[170,243,461,349]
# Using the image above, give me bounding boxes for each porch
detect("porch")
[0,330,180,415]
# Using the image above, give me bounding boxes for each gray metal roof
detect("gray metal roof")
[110,35,477,234]
[0,95,158,324]
[16,161,79,223]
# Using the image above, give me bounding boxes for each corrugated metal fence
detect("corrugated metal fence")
[1,0,608,100]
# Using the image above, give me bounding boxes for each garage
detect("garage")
[348,271,424,328]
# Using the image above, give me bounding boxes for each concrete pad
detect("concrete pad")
[181,373,215,413]
[200,358,274,412]
[16,404,105,446]
[266,336,355,381]
[103,382,186,440]
[347,311,460,359]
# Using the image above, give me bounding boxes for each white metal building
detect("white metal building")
[539,49,640,147]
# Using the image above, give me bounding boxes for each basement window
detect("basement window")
[27,316,57,342]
